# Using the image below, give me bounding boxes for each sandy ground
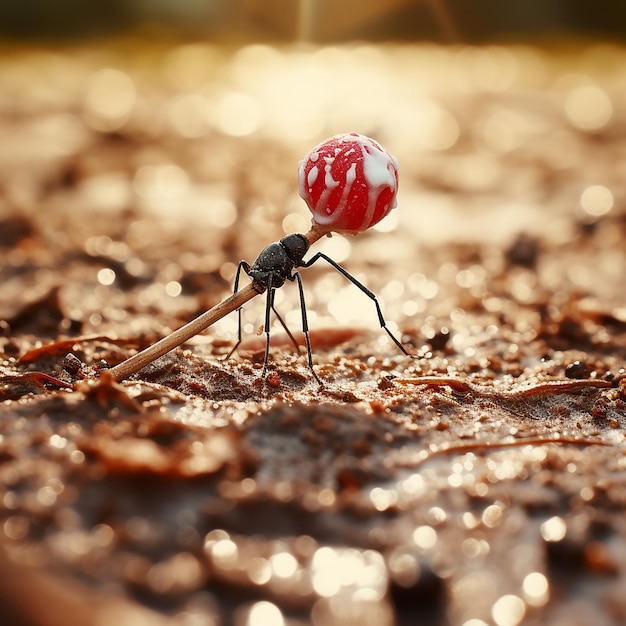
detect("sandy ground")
[1,41,626,626]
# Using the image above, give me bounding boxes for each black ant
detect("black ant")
[226,232,410,385]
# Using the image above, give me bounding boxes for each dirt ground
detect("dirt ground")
[1,42,625,626]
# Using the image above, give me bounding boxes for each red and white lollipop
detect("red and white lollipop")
[298,132,399,235]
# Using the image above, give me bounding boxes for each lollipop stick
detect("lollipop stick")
[108,282,261,381]
[107,224,328,382]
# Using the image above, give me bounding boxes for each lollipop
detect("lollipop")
[298,132,399,234]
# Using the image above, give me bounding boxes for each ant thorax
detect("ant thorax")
[249,234,310,289]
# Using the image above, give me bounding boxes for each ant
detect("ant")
[226,232,410,385]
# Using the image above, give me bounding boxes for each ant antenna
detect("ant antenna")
[107,133,405,384]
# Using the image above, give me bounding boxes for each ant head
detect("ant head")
[280,233,309,264]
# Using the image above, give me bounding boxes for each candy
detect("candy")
[298,132,399,234]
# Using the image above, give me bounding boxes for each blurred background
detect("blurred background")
[0,0,625,42]
[1,0,625,338]
[1,6,626,625]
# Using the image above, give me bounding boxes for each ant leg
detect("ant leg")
[224,261,251,361]
[292,271,323,386]
[261,275,275,377]
[270,293,302,354]
[301,252,410,356]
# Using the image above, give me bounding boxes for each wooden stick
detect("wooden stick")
[304,222,329,246]
[108,222,332,382]
[108,282,261,381]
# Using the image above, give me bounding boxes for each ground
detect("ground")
[1,41,625,626]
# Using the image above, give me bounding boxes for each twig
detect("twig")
[401,435,613,472]
[393,375,613,399]
[108,283,260,382]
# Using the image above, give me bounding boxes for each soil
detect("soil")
[1,42,625,626]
